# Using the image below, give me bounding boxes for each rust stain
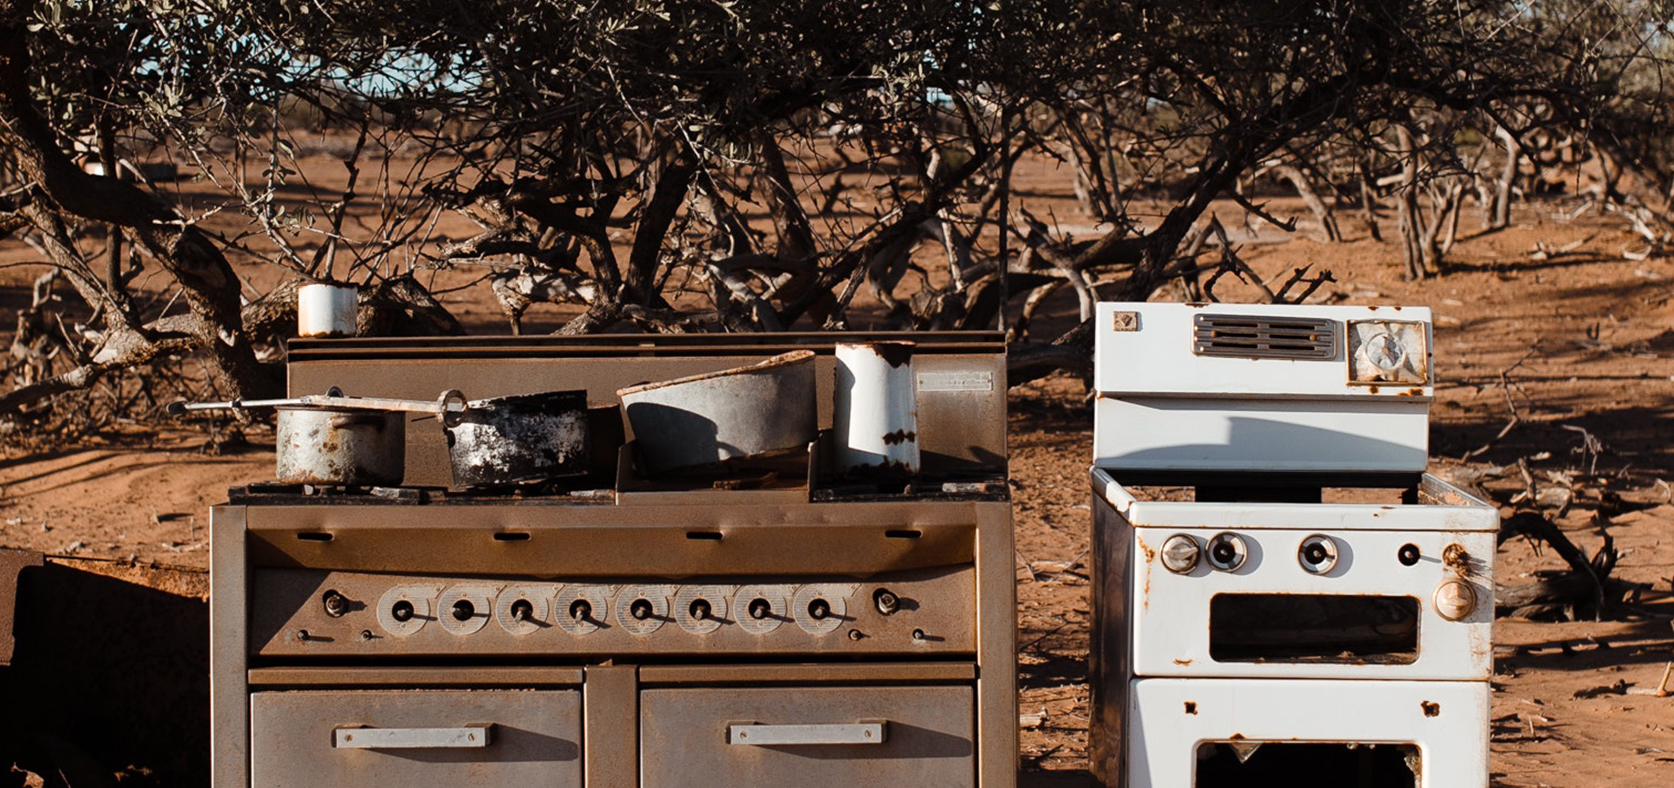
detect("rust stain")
[1173,658,1192,666]
[874,341,915,368]
[1138,540,1156,605]
[882,429,918,446]
[1421,701,1440,717]
[1368,385,1381,394]
[1184,701,1198,715]
[1442,543,1470,576]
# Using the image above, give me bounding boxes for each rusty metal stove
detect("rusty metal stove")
[210,332,1016,788]
[1087,303,1497,788]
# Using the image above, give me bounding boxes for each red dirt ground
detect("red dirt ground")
[2,151,1673,786]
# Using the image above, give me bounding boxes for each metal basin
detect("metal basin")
[617,350,816,475]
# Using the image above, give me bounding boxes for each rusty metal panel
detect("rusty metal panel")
[251,689,581,787]
[0,548,42,665]
[639,686,974,788]
[210,506,250,788]
[248,565,975,657]
[585,665,638,788]
[243,504,980,576]
[974,498,1018,788]
[1088,490,1134,788]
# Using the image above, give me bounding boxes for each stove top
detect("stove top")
[229,474,1010,506]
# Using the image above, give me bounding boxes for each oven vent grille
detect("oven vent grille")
[1193,314,1335,359]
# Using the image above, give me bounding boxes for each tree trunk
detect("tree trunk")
[1392,125,1429,280]
[1490,123,1520,229]
[0,8,269,397]
[1357,154,1383,242]
[1273,164,1341,242]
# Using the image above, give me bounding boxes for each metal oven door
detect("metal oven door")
[250,689,582,787]
[640,685,975,787]
[1127,678,1488,788]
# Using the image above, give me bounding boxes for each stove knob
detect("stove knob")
[555,586,610,635]
[376,586,439,637]
[322,590,350,618]
[437,586,494,635]
[674,585,730,635]
[874,588,900,615]
[1160,535,1201,574]
[630,599,655,621]
[1433,579,1478,621]
[494,584,557,636]
[1398,543,1422,566]
[1206,533,1248,572]
[731,585,790,634]
[793,584,855,635]
[1297,535,1339,575]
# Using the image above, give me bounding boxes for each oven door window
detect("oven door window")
[1208,594,1419,664]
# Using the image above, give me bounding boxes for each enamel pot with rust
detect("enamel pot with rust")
[274,406,405,486]
[834,341,919,475]
[445,390,590,487]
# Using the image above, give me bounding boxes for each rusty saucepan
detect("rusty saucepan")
[170,389,466,487]
[273,406,405,486]
[445,390,590,488]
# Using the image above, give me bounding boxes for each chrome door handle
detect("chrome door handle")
[333,723,494,749]
[728,722,887,746]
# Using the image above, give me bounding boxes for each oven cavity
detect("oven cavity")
[1194,741,1421,788]
[1208,594,1420,665]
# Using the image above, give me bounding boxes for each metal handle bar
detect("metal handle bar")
[332,723,494,749]
[727,722,888,746]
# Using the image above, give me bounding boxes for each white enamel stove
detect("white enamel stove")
[1087,302,1496,788]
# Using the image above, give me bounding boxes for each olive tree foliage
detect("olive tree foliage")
[1,0,1671,435]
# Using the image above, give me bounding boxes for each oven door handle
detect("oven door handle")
[727,722,887,746]
[333,723,494,749]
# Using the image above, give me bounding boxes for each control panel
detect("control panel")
[251,566,975,656]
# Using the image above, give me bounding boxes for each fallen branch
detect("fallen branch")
[1496,511,1648,620]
